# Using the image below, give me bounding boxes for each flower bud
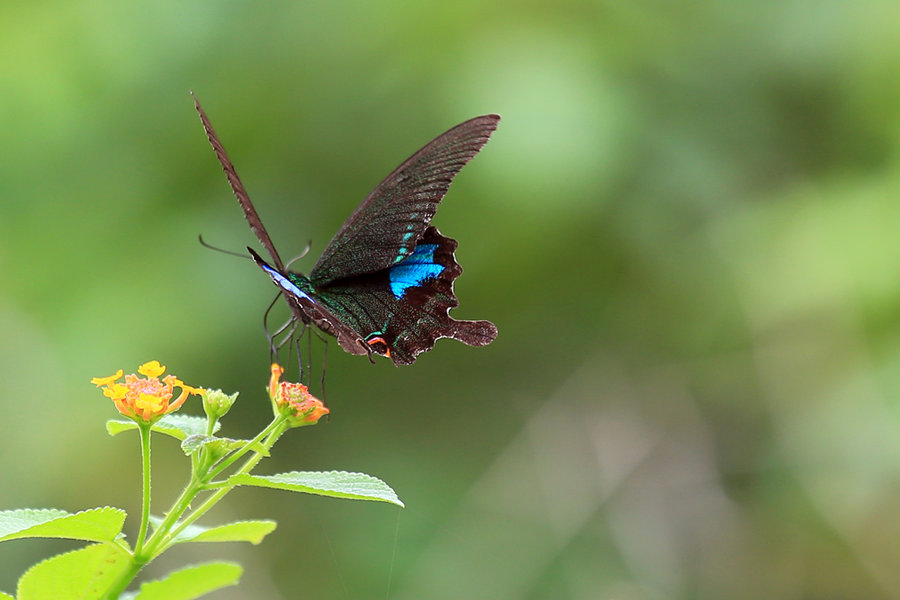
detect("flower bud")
[202,388,238,420]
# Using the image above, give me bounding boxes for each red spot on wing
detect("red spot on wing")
[366,336,392,358]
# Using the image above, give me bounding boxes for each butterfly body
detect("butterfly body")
[195,94,498,365]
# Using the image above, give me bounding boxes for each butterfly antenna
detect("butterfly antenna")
[198,234,253,259]
[284,239,313,270]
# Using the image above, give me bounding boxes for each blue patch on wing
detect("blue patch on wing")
[260,264,313,302]
[389,243,443,298]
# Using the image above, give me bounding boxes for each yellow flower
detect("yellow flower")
[91,370,124,388]
[138,360,166,378]
[92,361,203,423]
[268,363,329,427]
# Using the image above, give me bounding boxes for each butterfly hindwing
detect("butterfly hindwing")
[310,226,497,365]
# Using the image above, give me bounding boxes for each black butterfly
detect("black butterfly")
[194,95,499,365]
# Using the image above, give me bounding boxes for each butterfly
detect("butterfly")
[193,95,499,365]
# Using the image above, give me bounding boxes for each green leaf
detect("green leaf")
[133,562,242,600]
[17,543,131,600]
[168,519,277,545]
[107,415,218,440]
[0,507,126,544]
[228,471,404,507]
[0,591,14,600]
[149,516,276,545]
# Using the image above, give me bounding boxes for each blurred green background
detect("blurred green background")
[4,0,900,598]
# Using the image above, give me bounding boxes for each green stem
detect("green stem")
[102,558,146,600]
[152,419,289,556]
[103,422,154,599]
[133,422,153,555]
[138,476,204,559]
[141,417,288,560]
[137,418,272,559]
[207,416,284,480]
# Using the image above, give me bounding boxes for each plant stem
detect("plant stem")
[139,476,204,559]
[207,415,284,480]
[133,422,153,555]
[104,422,153,599]
[107,413,291,595]
[139,416,287,560]
[153,418,289,554]
[102,558,146,600]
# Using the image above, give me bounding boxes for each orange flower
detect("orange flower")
[268,363,329,427]
[92,361,203,423]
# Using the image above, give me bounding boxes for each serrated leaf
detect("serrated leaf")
[180,435,268,460]
[0,508,67,539]
[228,471,404,507]
[148,516,276,545]
[0,591,14,600]
[0,507,126,544]
[107,415,218,441]
[181,434,214,455]
[17,543,131,600]
[133,562,241,600]
[183,521,276,545]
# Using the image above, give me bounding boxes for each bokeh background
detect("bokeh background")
[4,1,900,598]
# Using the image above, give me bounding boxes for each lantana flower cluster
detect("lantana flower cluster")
[91,360,203,423]
[92,360,328,427]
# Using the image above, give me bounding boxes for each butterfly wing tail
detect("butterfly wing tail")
[384,226,498,365]
[452,319,498,347]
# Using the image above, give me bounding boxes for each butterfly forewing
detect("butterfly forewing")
[193,93,286,271]
[309,114,500,285]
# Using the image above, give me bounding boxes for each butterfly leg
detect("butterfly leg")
[304,326,331,398]
[282,320,304,379]
[262,292,285,360]
[270,317,299,374]
[320,336,328,401]
[305,325,314,385]
[294,334,304,384]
